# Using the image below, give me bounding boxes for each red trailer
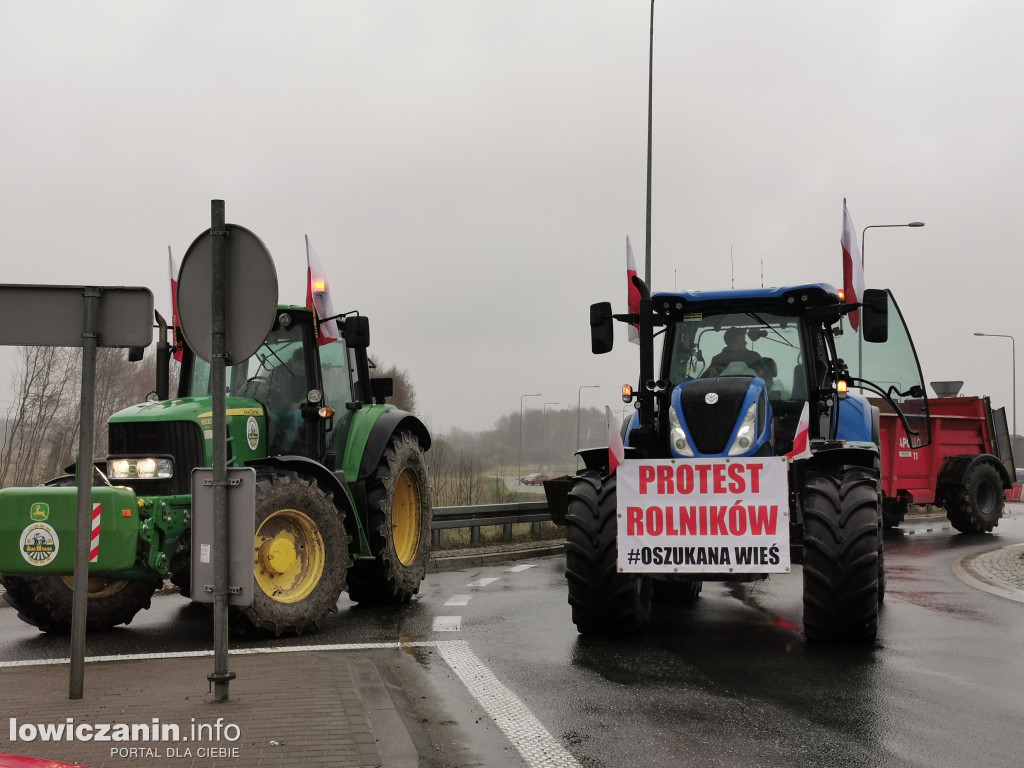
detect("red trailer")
[877,395,1014,533]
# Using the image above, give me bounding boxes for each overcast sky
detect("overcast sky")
[2,1,1022,436]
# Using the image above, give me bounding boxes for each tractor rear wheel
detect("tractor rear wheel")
[945,462,1003,533]
[802,466,882,644]
[0,573,161,633]
[234,470,349,635]
[347,431,432,605]
[564,473,651,635]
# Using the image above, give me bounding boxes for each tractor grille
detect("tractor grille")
[679,378,750,455]
[108,421,205,495]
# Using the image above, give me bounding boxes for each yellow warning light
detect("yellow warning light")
[838,288,846,301]
[313,280,326,292]
[621,384,633,403]
[837,380,848,399]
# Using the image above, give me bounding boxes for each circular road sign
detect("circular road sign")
[177,224,279,364]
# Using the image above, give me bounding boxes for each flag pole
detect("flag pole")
[644,0,655,288]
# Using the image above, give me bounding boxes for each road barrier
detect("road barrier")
[431,501,552,546]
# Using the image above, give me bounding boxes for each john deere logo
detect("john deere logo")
[20,523,60,567]
[29,503,49,521]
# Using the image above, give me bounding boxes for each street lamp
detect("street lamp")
[519,394,541,486]
[577,385,600,467]
[857,220,925,381]
[974,333,1016,436]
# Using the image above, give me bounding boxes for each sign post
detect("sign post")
[177,201,277,701]
[0,284,153,698]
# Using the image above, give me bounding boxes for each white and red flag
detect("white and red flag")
[306,235,340,345]
[168,246,183,362]
[841,199,864,331]
[785,402,812,461]
[627,236,640,344]
[607,406,625,473]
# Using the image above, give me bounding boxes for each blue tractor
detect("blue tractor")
[556,281,930,643]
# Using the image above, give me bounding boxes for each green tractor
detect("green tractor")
[0,304,432,635]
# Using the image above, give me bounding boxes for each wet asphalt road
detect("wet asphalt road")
[2,511,1023,767]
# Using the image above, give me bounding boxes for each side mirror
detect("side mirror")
[590,302,614,354]
[344,316,371,349]
[370,377,393,404]
[861,289,889,343]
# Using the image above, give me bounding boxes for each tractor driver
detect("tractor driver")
[705,327,764,377]
[270,347,308,454]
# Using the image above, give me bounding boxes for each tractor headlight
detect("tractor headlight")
[728,402,759,457]
[108,457,174,480]
[668,405,694,457]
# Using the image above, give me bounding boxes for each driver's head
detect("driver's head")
[724,327,747,350]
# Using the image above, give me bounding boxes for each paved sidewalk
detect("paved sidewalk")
[0,649,417,768]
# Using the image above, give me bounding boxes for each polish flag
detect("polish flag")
[627,237,640,344]
[306,236,340,345]
[786,402,811,461]
[168,247,183,362]
[607,406,625,473]
[841,199,864,331]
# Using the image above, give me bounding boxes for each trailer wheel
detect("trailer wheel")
[0,573,161,633]
[802,466,881,644]
[945,462,1003,534]
[564,473,651,635]
[234,470,349,636]
[881,498,907,528]
[652,579,702,604]
[347,431,432,606]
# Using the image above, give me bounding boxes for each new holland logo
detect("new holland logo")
[30,502,49,521]
[20,523,60,567]
[704,392,720,405]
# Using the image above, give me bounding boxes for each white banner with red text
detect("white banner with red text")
[616,457,791,574]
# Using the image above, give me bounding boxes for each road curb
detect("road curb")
[952,543,1024,604]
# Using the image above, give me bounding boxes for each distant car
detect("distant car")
[521,473,549,486]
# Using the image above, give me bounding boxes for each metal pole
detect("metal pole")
[518,394,541,486]
[644,0,655,287]
[69,287,100,699]
[209,200,234,701]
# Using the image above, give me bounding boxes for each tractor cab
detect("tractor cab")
[180,306,377,465]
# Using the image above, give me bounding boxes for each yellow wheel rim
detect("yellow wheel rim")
[59,575,127,598]
[392,468,423,567]
[254,508,326,603]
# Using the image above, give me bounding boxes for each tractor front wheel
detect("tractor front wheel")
[233,470,349,635]
[0,573,161,633]
[347,431,432,606]
[801,466,882,644]
[564,473,651,635]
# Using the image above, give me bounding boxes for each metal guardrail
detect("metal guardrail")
[430,501,551,546]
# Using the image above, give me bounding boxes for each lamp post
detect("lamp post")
[518,393,541,487]
[857,221,925,381]
[974,333,1016,436]
[577,385,600,468]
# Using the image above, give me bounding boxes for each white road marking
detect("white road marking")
[445,594,473,606]
[432,615,462,632]
[435,640,582,768]
[506,563,538,573]
[467,577,499,587]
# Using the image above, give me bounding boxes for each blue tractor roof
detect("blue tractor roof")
[651,283,843,317]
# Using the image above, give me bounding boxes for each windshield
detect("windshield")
[187,322,308,398]
[665,311,804,400]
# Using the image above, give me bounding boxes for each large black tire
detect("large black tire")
[347,431,432,605]
[234,470,349,635]
[802,466,882,644]
[564,473,651,635]
[652,578,702,604]
[945,462,1003,533]
[881,498,907,529]
[0,573,161,633]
